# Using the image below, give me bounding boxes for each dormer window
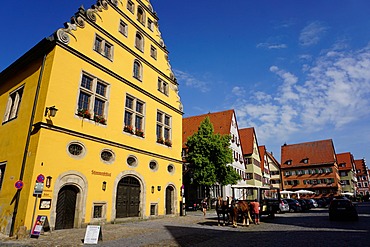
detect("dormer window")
[286,160,292,165]
[302,158,309,164]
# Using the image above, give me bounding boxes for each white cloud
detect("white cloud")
[232,44,370,146]
[231,86,246,97]
[299,21,328,46]
[174,69,210,93]
[257,43,287,49]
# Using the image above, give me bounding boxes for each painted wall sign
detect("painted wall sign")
[91,170,111,177]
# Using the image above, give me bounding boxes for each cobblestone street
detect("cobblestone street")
[1,202,370,247]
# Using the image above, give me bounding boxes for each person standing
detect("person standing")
[202,198,208,216]
[250,199,260,224]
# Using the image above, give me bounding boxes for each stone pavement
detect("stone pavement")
[0,210,231,247]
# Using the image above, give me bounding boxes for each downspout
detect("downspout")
[9,53,47,237]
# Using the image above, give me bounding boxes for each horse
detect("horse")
[231,200,253,227]
[216,196,231,226]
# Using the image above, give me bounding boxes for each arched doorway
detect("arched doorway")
[55,185,79,230]
[116,176,141,218]
[165,186,174,215]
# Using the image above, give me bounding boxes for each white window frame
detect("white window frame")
[137,6,146,25]
[157,78,168,96]
[127,0,134,13]
[133,60,143,81]
[124,94,145,135]
[135,32,144,52]
[156,110,171,143]
[150,45,157,59]
[119,20,128,37]
[0,162,6,191]
[2,86,24,123]
[77,72,109,122]
[147,18,153,31]
[93,34,114,60]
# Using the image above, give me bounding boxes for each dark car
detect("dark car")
[285,198,302,212]
[329,199,358,221]
[297,199,310,211]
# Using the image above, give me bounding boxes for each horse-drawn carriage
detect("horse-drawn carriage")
[216,184,280,227]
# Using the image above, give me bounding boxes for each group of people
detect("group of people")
[202,197,260,225]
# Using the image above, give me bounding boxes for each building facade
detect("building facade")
[280,139,342,196]
[239,127,263,187]
[0,0,183,236]
[266,150,282,190]
[355,158,369,196]
[182,110,248,203]
[336,152,357,196]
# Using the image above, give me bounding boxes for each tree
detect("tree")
[185,117,241,197]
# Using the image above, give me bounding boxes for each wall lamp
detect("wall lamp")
[102,181,107,191]
[44,106,58,117]
[151,186,155,194]
[45,176,52,188]
[157,186,161,192]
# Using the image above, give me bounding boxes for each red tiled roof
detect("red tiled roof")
[336,152,354,170]
[182,110,234,148]
[354,159,367,175]
[280,139,336,168]
[259,145,266,170]
[239,127,255,155]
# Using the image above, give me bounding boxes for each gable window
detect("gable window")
[124,95,145,136]
[133,60,143,81]
[150,45,157,59]
[2,86,24,123]
[147,19,153,31]
[157,78,168,95]
[127,0,134,13]
[119,20,128,37]
[135,32,144,52]
[77,73,109,123]
[0,162,6,191]
[137,7,145,25]
[156,111,171,145]
[94,35,114,60]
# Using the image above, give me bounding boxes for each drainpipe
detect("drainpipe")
[9,54,47,237]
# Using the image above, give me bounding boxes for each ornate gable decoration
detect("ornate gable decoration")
[55,0,119,45]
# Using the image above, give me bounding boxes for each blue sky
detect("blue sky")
[1,1,370,162]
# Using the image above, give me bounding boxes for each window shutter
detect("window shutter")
[3,96,12,122]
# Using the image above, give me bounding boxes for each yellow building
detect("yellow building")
[0,0,183,236]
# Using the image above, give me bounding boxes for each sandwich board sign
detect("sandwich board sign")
[84,225,102,244]
[30,215,50,238]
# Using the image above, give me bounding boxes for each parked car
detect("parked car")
[277,199,290,213]
[297,199,310,211]
[329,199,358,221]
[284,198,302,212]
[304,199,318,209]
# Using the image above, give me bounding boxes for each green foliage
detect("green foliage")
[185,117,241,187]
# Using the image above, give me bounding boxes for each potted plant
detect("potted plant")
[157,137,165,144]
[77,108,91,119]
[164,139,172,147]
[94,114,106,124]
[135,129,144,137]
[124,125,134,134]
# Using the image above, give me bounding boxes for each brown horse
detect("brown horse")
[216,197,231,226]
[231,200,253,227]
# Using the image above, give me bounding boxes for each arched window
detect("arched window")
[135,32,144,52]
[137,7,145,25]
[133,60,142,81]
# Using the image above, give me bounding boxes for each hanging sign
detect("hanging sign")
[15,180,24,190]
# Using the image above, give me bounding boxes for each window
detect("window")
[92,202,106,221]
[93,35,114,60]
[2,86,24,123]
[150,45,157,59]
[137,7,145,25]
[77,73,109,122]
[67,142,86,158]
[127,155,138,167]
[124,95,145,135]
[93,205,102,218]
[150,203,158,216]
[127,0,134,13]
[156,111,171,145]
[149,161,158,171]
[157,78,168,95]
[119,20,128,37]
[147,19,153,31]
[0,162,6,191]
[101,149,115,164]
[167,164,174,173]
[133,60,143,80]
[135,32,144,52]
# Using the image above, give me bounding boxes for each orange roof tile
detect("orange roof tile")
[280,139,336,168]
[259,145,266,170]
[239,127,255,155]
[336,152,354,170]
[182,110,234,148]
[354,159,367,175]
